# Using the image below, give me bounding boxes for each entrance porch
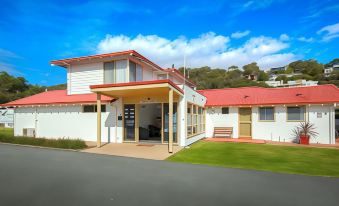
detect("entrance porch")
[90,80,184,153]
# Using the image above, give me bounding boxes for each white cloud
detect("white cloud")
[317,22,339,41]
[97,32,296,70]
[297,36,314,43]
[231,30,250,39]
[279,34,289,41]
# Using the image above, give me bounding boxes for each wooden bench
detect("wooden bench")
[213,127,233,138]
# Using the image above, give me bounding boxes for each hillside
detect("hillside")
[0,71,66,104]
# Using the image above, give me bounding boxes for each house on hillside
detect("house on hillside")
[1,50,339,151]
[269,66,287,73]
[324,63,339,77]
[265,79,318,87]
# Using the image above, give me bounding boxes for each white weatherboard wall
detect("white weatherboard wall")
[251,105,334,144]
[205,107,239,138]
[14,100,124,143]
[205,105,335,144]
[68,62,104,95]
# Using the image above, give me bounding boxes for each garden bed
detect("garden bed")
[0,128,87,150]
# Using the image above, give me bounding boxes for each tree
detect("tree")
[0,71,66,104]
[325,58,339,67]
[243,62,260,76]
[288,60,323,77]
[258,71,269,81]
[276,75,288,83]
[178,66,269,89]
[227,69,242,80]
[227,65,238,71]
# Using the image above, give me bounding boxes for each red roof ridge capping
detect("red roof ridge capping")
[199,84,339,107]
[164,68,197,87]
[50,50,164,72]
[0,90,113,107]
[90,79,184,94]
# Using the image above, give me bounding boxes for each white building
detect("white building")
[324,63,339,77]
[265,79,318,87]
[1,50,339,150]
[199,86,339,144]
[0,108,14,128]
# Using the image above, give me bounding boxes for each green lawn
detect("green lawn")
[0,128,87,150]
[167,141,339,177]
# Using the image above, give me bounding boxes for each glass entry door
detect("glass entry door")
[163,103,177,143]
[124,104,136,141]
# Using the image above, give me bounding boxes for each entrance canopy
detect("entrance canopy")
[90,79,183,100]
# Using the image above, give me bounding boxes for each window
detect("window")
[129,61,142,82]
[259,107,274,121]
[221,107,229,114]
[115,60,127,83]
[104,62,115,84]
[83,105,106,113]
[193,105,197,134]
[187,104,192,136]
[157,74,167,80]
[287,106,305,121]
[136,64,143,81]
[187,103,205,137]
[129,61,136,82]
[105,60,135,83]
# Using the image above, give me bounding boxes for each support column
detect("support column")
[168,89,173,153]
[97,93,102,148]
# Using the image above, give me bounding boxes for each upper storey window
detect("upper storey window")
[129,61,143,82]
[104,60,127,84]
[157,74,167,80]
[104,60,142,84]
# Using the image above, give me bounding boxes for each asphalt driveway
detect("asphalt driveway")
[0,144,338,206]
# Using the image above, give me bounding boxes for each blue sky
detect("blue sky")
[0,0,338,86]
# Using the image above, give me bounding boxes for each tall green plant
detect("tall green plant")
[292,122,318,143]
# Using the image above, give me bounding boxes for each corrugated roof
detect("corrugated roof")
[198,84,339,106]
[50,50,164,72]
[1,90,113,107]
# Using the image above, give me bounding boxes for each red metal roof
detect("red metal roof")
[0,90,113,107]
[3,84,338,107]
[198,84,339,106]
[50,50,164,71]
[90,79,184,94]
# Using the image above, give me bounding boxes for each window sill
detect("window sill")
[187,131,205,139]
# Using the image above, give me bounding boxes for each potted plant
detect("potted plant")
[292,122,318,145]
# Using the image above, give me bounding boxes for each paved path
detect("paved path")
[0,144,338,206]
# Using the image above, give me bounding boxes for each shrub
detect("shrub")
[0,128,87,150]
